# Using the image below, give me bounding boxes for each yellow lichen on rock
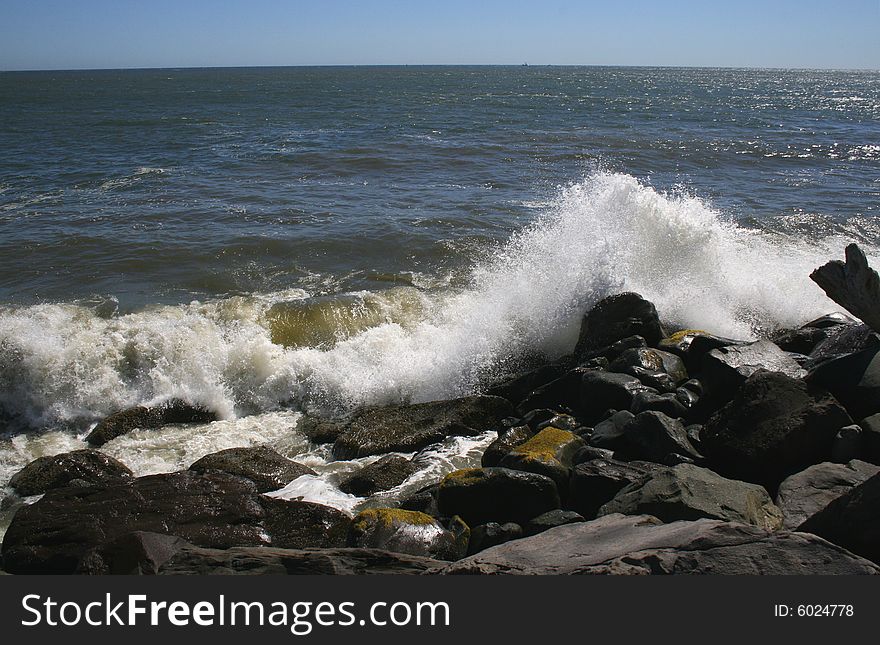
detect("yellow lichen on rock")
[508,427,576,461]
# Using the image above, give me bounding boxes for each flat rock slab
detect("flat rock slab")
[436,514,880,575]
[776,460,880,530]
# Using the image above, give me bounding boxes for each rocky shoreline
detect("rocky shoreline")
[3,249,880,575]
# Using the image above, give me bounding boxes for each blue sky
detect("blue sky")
[0,0,877,71]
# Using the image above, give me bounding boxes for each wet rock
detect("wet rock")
[573,293,664,361]
[599,464,783,530]
[9,449,132,496]
[536,414,580,433]
[333,395,514,459]
[481,424,535,467]
[588,410,634,450]
[298,415,346,444]
[702,370,853,491]
[630,391,688,418]
[799,472,880,564]
[467,522,523,555]
[621,411,703,463]
[348,508,468,561]
[77,531,189,575]
[436,467,560,526]
[831,425,864,463]
[487,364,568,406]
[608,347,688,385]
[567,458,657,519]
[499,426,587,495]
[775,460,880,530]
[700,340,806,400]
[803,312,858,329]
[337,455,419,497]
[807,346,880,421]
[0,471,351,574]
[523,509,585,536]
[86,399,218,447]
[657,330,744,373]
[188,446,315,493]
[436,514,880,575]
[806,323,880,367]
[858,413,880,465]
[397,483,439,517]
[772,326,829,355]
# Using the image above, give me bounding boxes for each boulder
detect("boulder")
[523,509,585,536]
[630,391,688,418]
[858,413,880,465]
[657,330,744,373]
[0,471,351,574]
[831,425,864,463]
[567,457,657,519]
[608,347,688,386]
[776,460,880,530]
[348,508,468,561]
[9,449,133,496]
[298,415,346,444]
[573,293,664,360]
[78,532,440,575]
[397,483,439,517]
[621,411,703,463]
[487,364,568,406]
[188,446,315,493]
[700,340,806,399]
[467,522,523,555]
[436,514,880,575]
[771,326,829,355]
[803,312,858,329]
[86,399,218,446]
[588,410,634,450]
[498,427,587,495]
[436,467,560,526]
[799,472,880,564]
[333,395,514,459]
[337,455,419,496]
[807,346,880,421]
[702,370,852,491]
[481,424,535,467]
[598,464,783,530]
[806,323,880,367]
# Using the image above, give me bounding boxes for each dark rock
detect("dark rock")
[436,514,880,575]
[0,470,351,574]
[588,410,634,450]
[608,347,688,385]
[776,460,880,530]
[567,458,657,519]
[523,509,585,536]
[521,408,559,431]
[337,455,419,496]
[188,446,315,493]
[630,391,688,418]
[436,467,560,526]
[536,414,580,433]
[487,364,567,406]
[573,293,664,361]
[333,395,514,459]
[348,508,468,561]
[858,413,880,465]
[621,411,703,463]
[807,346,880,421]
[9,449,132,496]
[772,326,828,355]
[701,340,806,401]
[498,427,587,495]
[702,370,852,491]
[86,399,218,446]
[599,464,783,530]
[298,416,346,444]
[803,312,858,329]
[467,522,523,555]
[832,425,864,463]
[397,483,439,517]
[577,335,648,366]
[806,323,880,367]
[77,531,189,575]
[799,472,880,564]
[481,424,535,467]
[657,330,744,373]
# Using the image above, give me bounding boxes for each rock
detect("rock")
[803,312,858,329]
[536,414,580,433]
[76,531,189,575]
[9,449,133,496]
[657,330,744,373]
[567,458,657,519]
[0,471,351,574]
[858,413,880,465]
[467,522,523,555]
[337,455,419,496]
[799,472,880,564]
[481,424,535,467]
[298,415,346,444]
[806,323,880,366]
[86,399,218,446]
[348,508,468,561]
[702,370,853,491]
[498,426,587,495]
[772,326,829,355]
[630,391,688,418]
[397,484,439,517]
[701,340,806,399]
[573,293,664,361]
[486,364,568,406]
[608,347,688,386]
[810,243,880,334]
[807,346,880,421]
[436,514,880,575]
[436,467,560,526]
[579,335,648,365]
[776,460,880,530]
[588,410,634,450]
[333,395,514,459]
[521,408,559,430]
[599,464,783,530]
[523,509,585,536]
[832,425,864,463]
[621,411,703,463]
[188,446,315,493]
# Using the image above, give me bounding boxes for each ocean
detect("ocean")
[1,66,878,527]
